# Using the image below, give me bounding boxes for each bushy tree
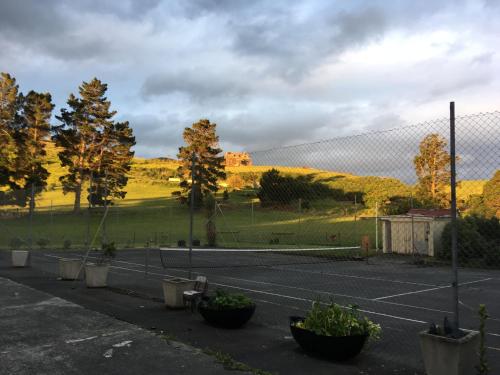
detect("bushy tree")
[440,215,500,264]
[483,170,500,218]
[17,91,54,214]
[53,78,134,212]
[177,119,225,208]
[226,174,245,190]
[257,169,333,206]
[414,133,454,208]
[0,73,21,188]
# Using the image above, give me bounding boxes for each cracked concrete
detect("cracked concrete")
[0,277,251,375]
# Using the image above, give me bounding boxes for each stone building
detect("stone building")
[224,152,252,167]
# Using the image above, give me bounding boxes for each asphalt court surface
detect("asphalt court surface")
[24,249,500,372]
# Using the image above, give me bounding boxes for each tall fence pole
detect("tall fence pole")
[29,183,35,251]
[188,153,196,280]
[450,101,460,332]
[375,202,379,251]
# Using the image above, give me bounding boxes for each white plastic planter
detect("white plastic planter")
[12,250,30,267]
[162,277,196,308]
[59,259,83,280]
[419,330,479,375]
[84,263,109,287]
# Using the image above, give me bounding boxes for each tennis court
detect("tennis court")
[32,246,500,372]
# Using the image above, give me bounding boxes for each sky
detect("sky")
[1,0,499,161]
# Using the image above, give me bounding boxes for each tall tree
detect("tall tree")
[0,73,21,188]
[89,120,135,206]
[414,133,453,207]
[53,78,134,212]
[177,119,225,208]
[483,170,500,218]
[17,91,55,214]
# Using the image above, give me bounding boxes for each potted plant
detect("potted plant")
[10,237,30,267]
[198,289,256,329]
[419,317,479,375]
[84,242,116,287]
[162,277,196,308]
[59,258,83,280]
[289,301,381,360]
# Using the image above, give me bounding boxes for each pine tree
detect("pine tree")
[414,133,453,208]
[177,119,226,208]
[0,73,21,189]
[17,91,54,214]
[53,78,134,212]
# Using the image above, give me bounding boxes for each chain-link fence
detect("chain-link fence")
[1,110,499,373]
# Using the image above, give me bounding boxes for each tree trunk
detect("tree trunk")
[73,183,82,213]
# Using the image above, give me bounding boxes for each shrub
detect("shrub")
[222,190,229,201]
[63,239,72,250]
[440,215,500,264]
[258,169,334,206]
[10,237,25,249]
[293,301,381,340]
[36,238,50,250]
[205,289,254,310]
[98,242,116,264]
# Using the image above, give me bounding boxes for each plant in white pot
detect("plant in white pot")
[85,242,116,288]
[10,237,30,267]
[419,316,479,375]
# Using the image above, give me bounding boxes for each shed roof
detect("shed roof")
[407,209,451,217]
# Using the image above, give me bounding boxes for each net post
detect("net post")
[450,101,460,333]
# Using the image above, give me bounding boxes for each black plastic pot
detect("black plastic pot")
[289,316,368,360]
[198,303,256,329]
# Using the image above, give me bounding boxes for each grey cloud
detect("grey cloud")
[142,70,250,102]
[471,52,495,65]
[429,73,492,98]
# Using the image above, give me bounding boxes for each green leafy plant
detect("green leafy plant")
[63,239,72,250]
[293,301,381,340]
[206,289,254,310]
[36,238,50,250]
[98,242,116,264]
[9,237,25,249]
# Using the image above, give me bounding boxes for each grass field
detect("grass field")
[0,188,378,251]
[0,142,487,251]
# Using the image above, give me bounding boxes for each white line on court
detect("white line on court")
[40,253,500,343]
[56,253,454,315]
[373,278,493,301]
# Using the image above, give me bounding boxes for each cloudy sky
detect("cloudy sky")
[1,0,499,159]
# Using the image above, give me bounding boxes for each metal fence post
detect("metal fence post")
[450,101,460,332]
[188,153,196,280]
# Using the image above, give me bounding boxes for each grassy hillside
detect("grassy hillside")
[0,142,487,251]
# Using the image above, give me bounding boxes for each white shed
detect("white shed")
[380,209,451,257]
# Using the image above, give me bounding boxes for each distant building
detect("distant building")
[224,152,252,167]
[380,209,451,256]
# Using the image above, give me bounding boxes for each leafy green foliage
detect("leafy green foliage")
[294,301,381,340]
[258,169,334,206]
[98,242,116,264]
[439,216,500,265]
[36,238,50,250]
[9,237,25,249]
[206,289,254,310]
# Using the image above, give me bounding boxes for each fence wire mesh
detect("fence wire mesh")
[1,111,499,373]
